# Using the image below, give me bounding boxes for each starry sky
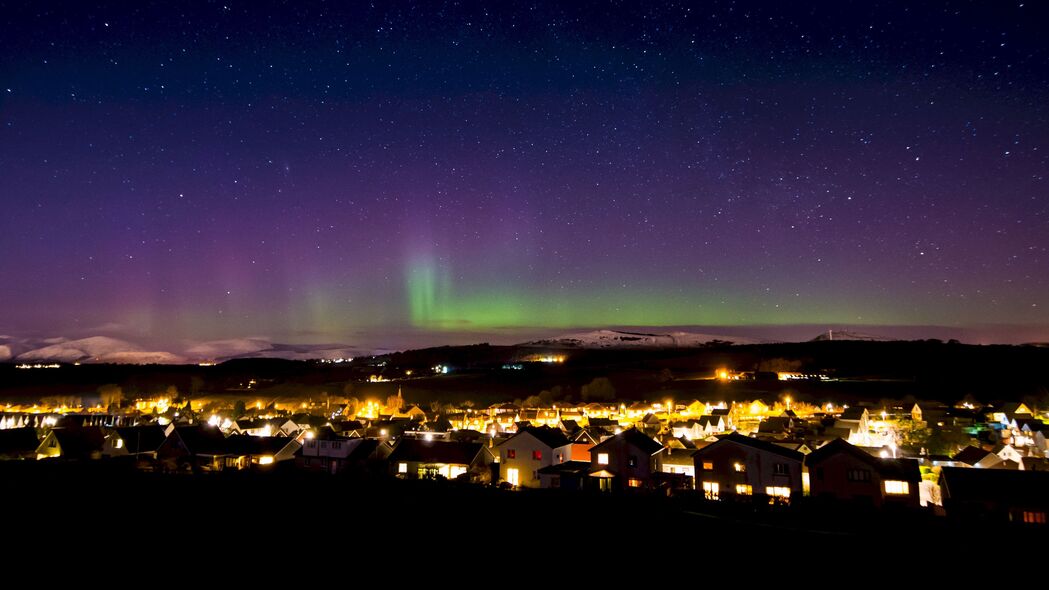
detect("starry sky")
[2,1,1048,349]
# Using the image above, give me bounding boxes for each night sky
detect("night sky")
[2,1,1048,350]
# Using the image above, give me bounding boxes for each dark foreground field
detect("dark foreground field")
[1,460,1035,570]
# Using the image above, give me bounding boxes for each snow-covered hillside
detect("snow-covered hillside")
[522,329,762,348]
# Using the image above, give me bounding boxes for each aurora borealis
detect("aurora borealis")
[2,2,1048,350]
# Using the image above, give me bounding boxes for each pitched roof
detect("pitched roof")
[839,406,868,421]
[387,439,483,465]
[661,447,697,466]
[0,427,39,455]
[695,415,722,428]
[941,466,1049,505]
[508,426,570,449]
[536,460,593,476]
[591,428,663,455]
[805,438,920,480]
[174,425,231,455]
[693,432,804,462]
[952,445,996,465]
[48,427,105,457]
[114,426,168,453]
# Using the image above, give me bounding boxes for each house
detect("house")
[952,446,1004,469]
[388,439,487,482]
[330,420,366,438]
[496,426,573,488]
[1021,456,1049,471]
[834,407,871,446]
[35,427,105,460]
[229,418,282,437]
[989,403,1033,426]
[586,417,619,431]
[996,444,1024,464]
[225,435,300,468]
[940,467,1049,524]
[588,428,664,491]
[681,400,705,417]
[176,426,299,471]
[537,460,592,491]
[692,432,804,504]
[758,416,800,437]
[104,425,169,458]
[299,430,379,474]
[806,438,923,509]
[911,404,924,423]
[0,427,39,460]
[661,447,696,479]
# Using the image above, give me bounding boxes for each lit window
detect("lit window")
[1022,511,1046,524]
[556,453,563,463]
[398,462,407,474]
[735,484,752,495]
[702,481,719,500]
[258,456,274,465]
[532,450,542,461]
[597,453,609,465]
[115,439,123,449]
[884,480,910,495]
[733,462,746,473]
[702,461,713,470]
[766,486,791,502]
[628,478,643,488]
[507,449,516,459]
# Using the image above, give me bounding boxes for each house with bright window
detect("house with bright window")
[497,426,573,488]
[805,438,922,509]
[692,432,804,504]
[387,438,487,482]
[588,428,664,492]
[940,466,1049,525]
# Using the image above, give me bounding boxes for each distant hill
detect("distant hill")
[3,335,369,365]
[521,329,764,348]
[809,330,893,342]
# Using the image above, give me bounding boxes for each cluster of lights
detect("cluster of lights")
[15,363,61,369]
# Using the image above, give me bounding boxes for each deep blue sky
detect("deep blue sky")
[1,1,1048,349]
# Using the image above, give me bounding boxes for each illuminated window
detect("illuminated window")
[847,469,871,482]
[884,480,909,495]
[449,465,467,479]
[766,486,791,501]
[115,439,123,449]
[532,450,542,461]
[702,461,713,470]
[733,462,746,473]
[258,456,274,465]
[1022,511,1046,524]
[628,478,643,488]
[597,453,609,465]
[773,462,788,475]
[702,481,719,500]
[507,449,516,459]
[507,468,520,486]
[556,453,563,463]
[735,484,752,495]
[398,462,407,474]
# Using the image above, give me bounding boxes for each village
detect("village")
[2,380,1047,528]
